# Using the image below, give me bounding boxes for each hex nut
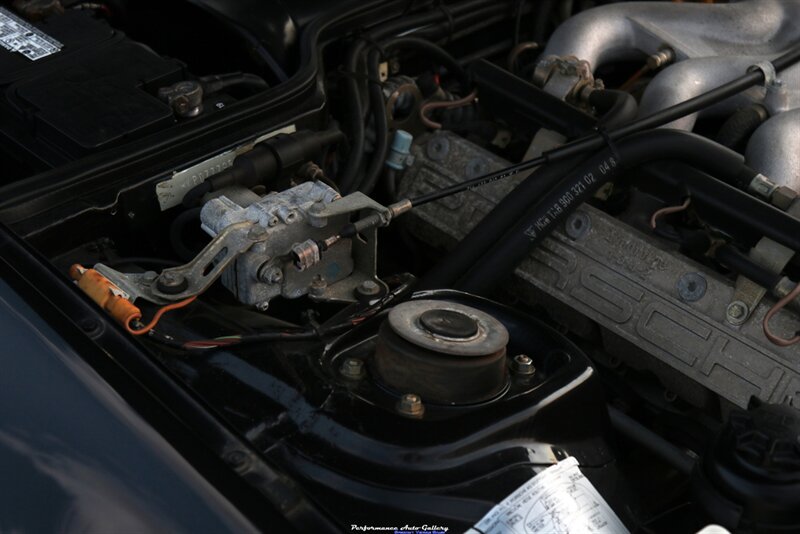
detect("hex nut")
[772,185,798,211]
[340,358,365,380]
[309,276,327,297]
[259,265,283,284]
[355,280,382,300]
[157,271,188,294]
[510,354,536,375]
[397,393,424,418]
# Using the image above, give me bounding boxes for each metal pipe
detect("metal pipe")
[745,109,800,190]
[539,0,800,131]
[541,1,799,73]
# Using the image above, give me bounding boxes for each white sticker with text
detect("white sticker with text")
[466,457,628,534]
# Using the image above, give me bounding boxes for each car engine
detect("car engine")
[2,0,800,532]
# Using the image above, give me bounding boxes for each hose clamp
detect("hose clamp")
[747,61,778,87]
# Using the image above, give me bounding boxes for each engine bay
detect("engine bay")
[3,0,800,532]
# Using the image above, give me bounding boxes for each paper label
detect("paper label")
[155,124,296,210]
[467,457,628,534]
[0,7,62,61]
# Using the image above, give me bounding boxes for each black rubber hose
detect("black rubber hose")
[181,129,344,207]
[646,162,800,254]
[182,181,212,208]
[409,41,800,206]
[714,244,782,291]
[337,0,497,193]
[456,130,759,295]
[337,40,369,194]
[385,168,398,201]
[381,36,471,91]
[532,0,556,44]
[715,104,769,152]
[608,407,695,476]
[418,3,509,43]
[353,36,471,193]
[359,49,392,195]
[418,158,582,290]
[199,72,269,94]
[170,207,202,262]
[589,89,639,128]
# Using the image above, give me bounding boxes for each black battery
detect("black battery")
[0,8,186,176]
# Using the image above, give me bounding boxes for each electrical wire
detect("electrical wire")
[126,296,198,336]
[507,42,539,73]
[337,0,500,193]
[650,198,692,230]
[419,89,479,129]
[408,42,800,206]
[763,283,800,347]
[619,64,650,92]
[156,274,418,351]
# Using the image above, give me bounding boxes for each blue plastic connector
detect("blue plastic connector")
[385,130,414,171]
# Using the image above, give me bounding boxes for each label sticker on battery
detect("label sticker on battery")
[466,457,629,534]
[0,7,63,61]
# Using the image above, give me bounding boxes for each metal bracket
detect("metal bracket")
[747,61,779,87]
[311,191,390,222]
[728,201,800,324]
[95,221,266,305]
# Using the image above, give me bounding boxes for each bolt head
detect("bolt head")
[726,300,750,325]
[356,280,382,299]
[511,354,536,375]
[248,225,267,239]
[309,275,327,296]
[340,358,365,379]
[157,271,188,294]
[259,266,283,284]
[397,393,424,417]
[160,271,184,285]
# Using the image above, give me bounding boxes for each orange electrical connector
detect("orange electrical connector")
[69,264,142,328]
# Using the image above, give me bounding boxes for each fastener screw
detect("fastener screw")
[356,280,382,299]
[159,271,185,286]
[259,266,283,284]
[726,300,749,325]
[340,358,365,380]
[309,275,327,296]
[397,393,424,418]
[511,354,536,375]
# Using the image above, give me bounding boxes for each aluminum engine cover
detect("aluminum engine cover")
[399,132,800,410]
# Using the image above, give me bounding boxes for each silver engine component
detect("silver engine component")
[200,181,383,310]
[96,181,387,311]
[537,0,800,190]
[400,132,800,410]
